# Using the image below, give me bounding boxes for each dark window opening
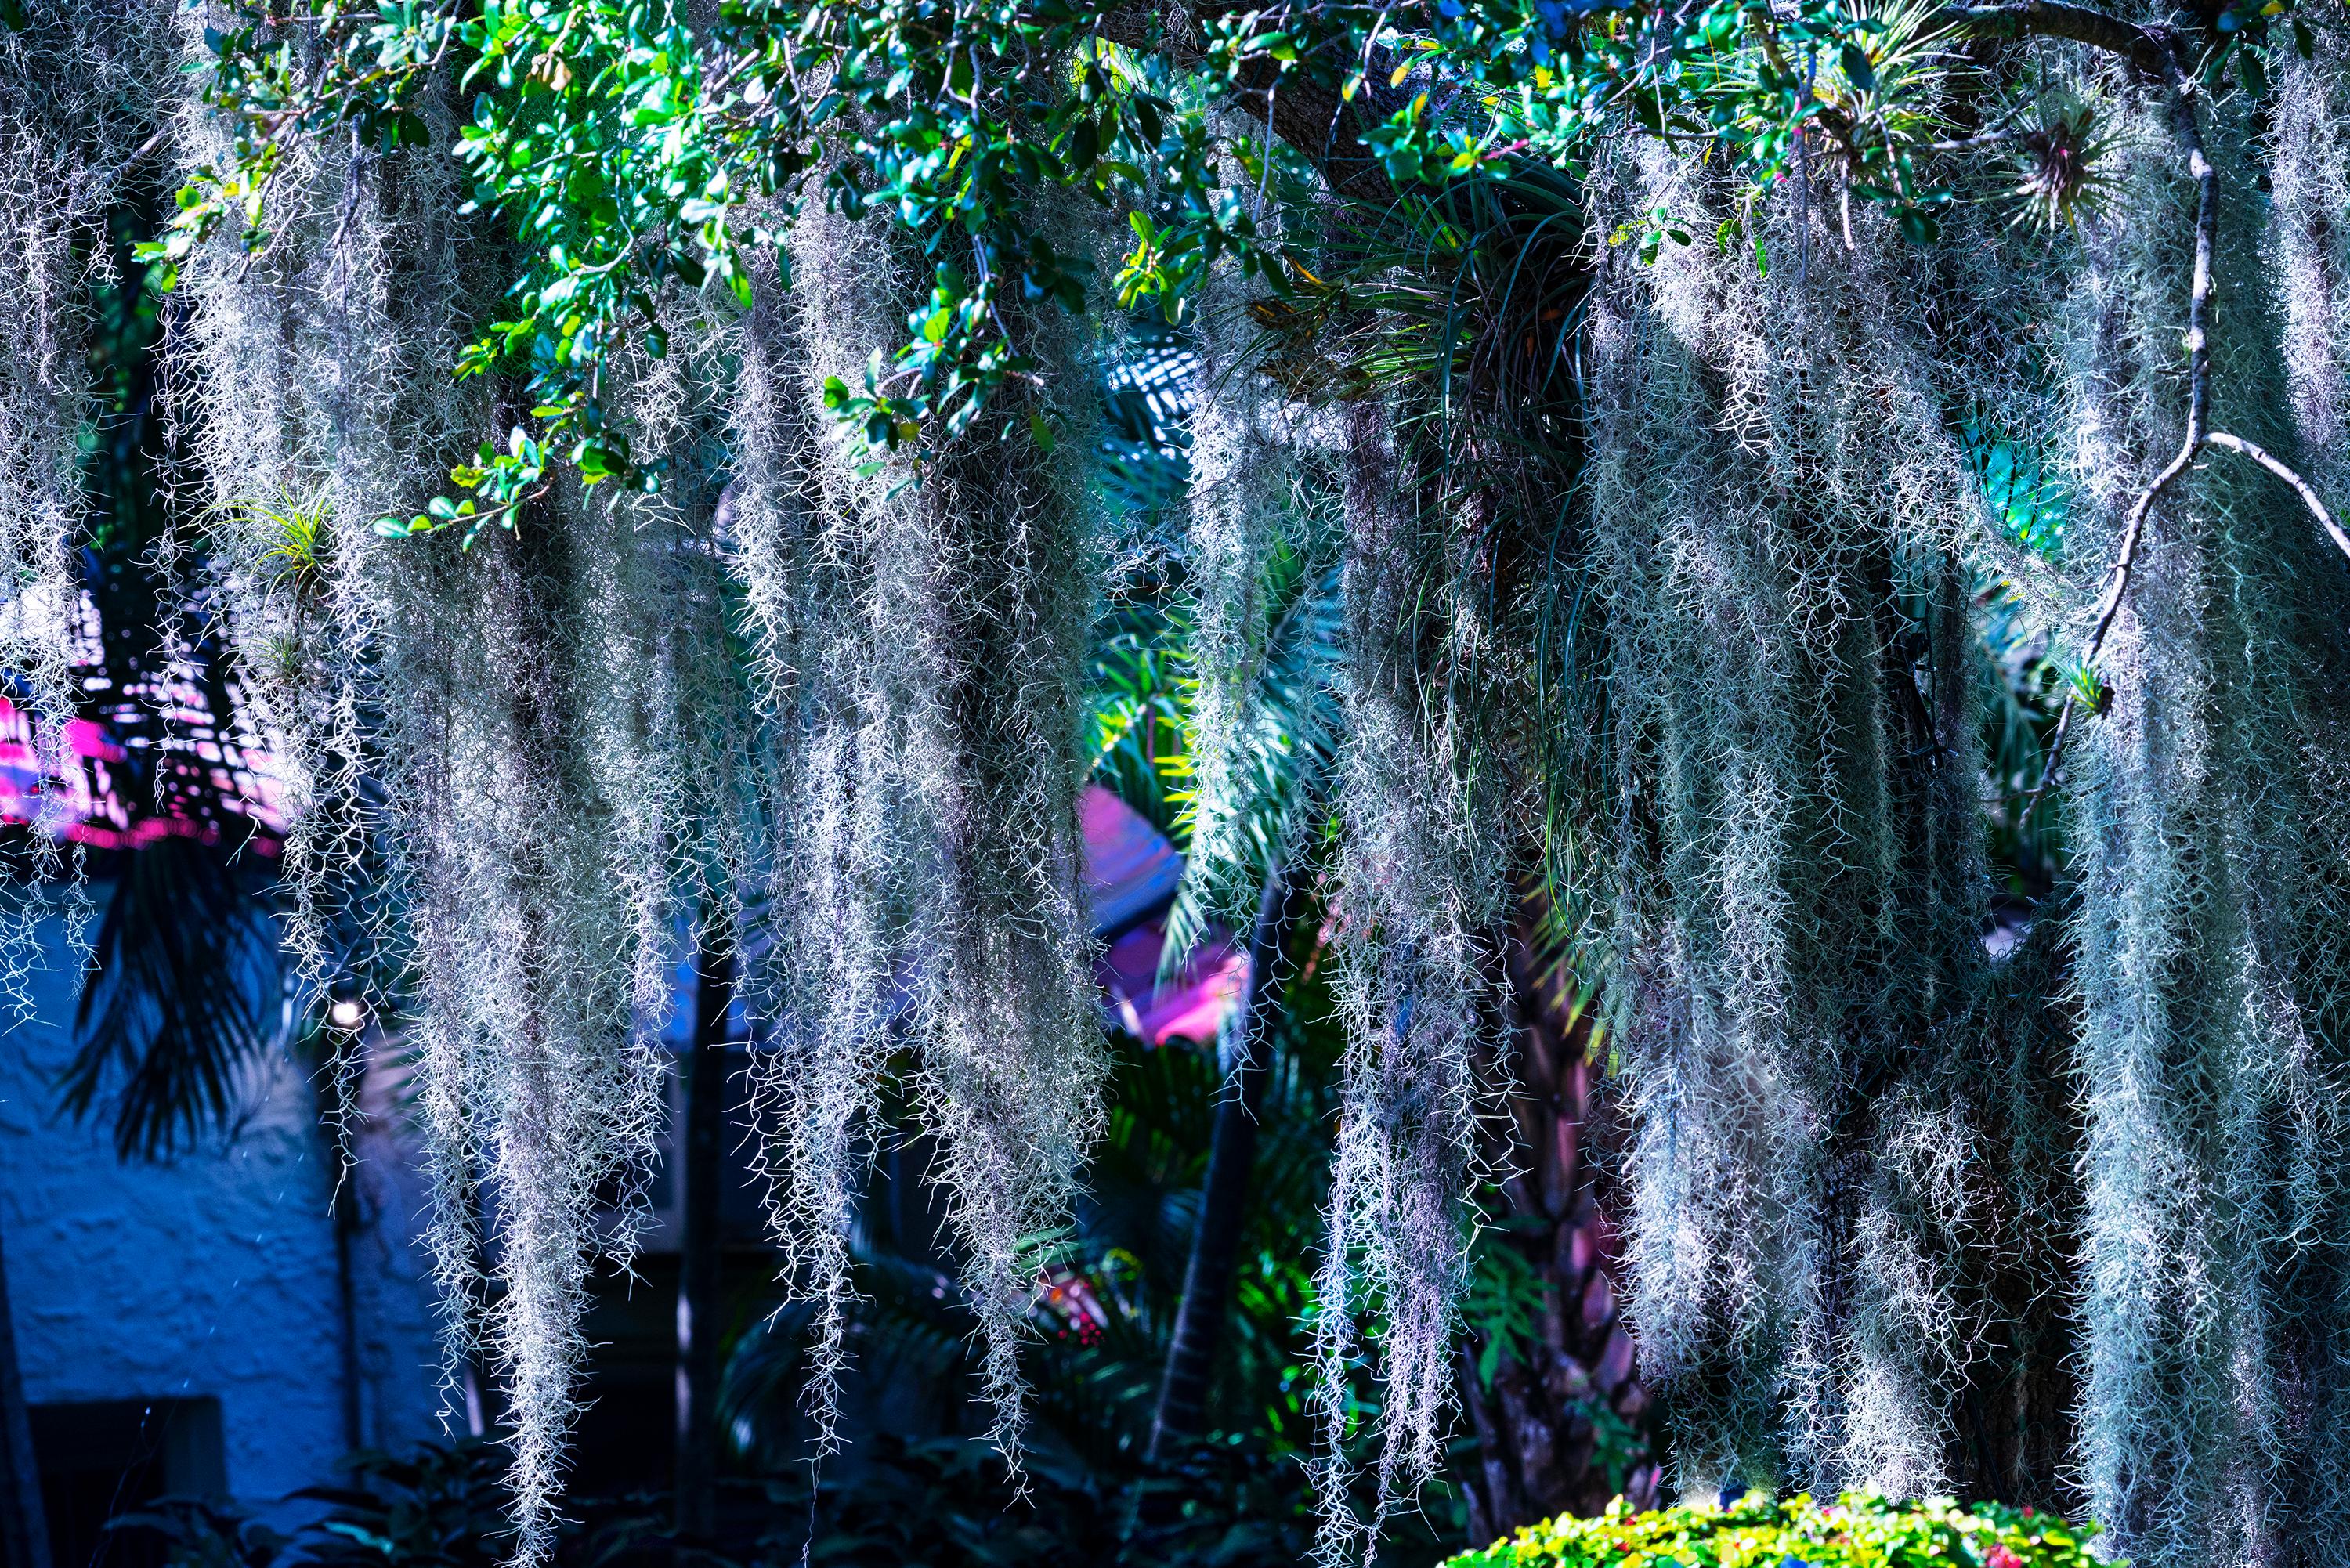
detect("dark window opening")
[31,1397,225,1568]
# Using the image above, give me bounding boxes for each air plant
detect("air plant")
[2007,92,2121,229]
[242,490,333,594]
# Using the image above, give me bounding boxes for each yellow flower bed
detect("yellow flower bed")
[1443,1491,2110,1568]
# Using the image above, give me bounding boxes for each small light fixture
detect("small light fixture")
[329,999,367,1031]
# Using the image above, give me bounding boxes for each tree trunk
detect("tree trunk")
[674,927,733,1540]
[1454,919,1658,1537]
[1146,856,1297,1463]
[0,1212,53,1568]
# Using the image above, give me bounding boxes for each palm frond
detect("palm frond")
[1087,594,1191,843]
[60,836,285,1161]
[1160,526,1345,972]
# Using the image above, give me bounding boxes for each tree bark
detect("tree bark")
[1145,855,1298,1463]
[1454,918,1658,1537]
[0,1212,53,1568]
[674,927,733,1541]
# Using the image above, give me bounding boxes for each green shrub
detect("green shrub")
[1443,1492,2110,1568]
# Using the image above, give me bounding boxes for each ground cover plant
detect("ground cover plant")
[8,0,2350,1563]
[1445,1493,2106,1568]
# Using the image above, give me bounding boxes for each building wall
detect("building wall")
[0,917,443,1520]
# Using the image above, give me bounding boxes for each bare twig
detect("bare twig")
[107,121,173,184]
[1922,112,2030,154]
[2204,430,2350,566]
[2016,698,2073,827]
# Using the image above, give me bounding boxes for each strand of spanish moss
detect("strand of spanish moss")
[1585,137,2001,1499]
[1179,264,1293,919]
[403,490,678,1560]
[164,24,481,1418]
[736,210,902,1451]
[384,334,750,1562]
[898,192,1112,1466]
[2272,33,2350,504]
[741,197,1109,1466]
[0,0,171,1008]
[161,4,478,1013]
[166,36,735,1551]
[909,415,1106,1469]
[2060,79,2350,1568]
[1310,399,1499,1566]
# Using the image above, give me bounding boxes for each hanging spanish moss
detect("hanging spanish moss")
[54,2,2350,1558]
[167,52,748,1556]
[2056,72,2350,1568]
[0,0,172,1006]
[1178,265,1296,914]
[741,196,1108,1465]
[2273,34,2350,504]
[1310,399,1503,1563]
[167,97,454,1009]
[1583,134,2012,1499]
[736,204,907,1453]
[1567,36,2350,1556]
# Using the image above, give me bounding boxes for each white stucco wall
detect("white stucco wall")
[0,917,443,1510]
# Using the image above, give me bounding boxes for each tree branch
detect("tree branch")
[1226,67,1401,207]
[2204,430,2350,566]
[1095,6,1404,204]
[1942,1,2174,74]
[1173,0,2193,254]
